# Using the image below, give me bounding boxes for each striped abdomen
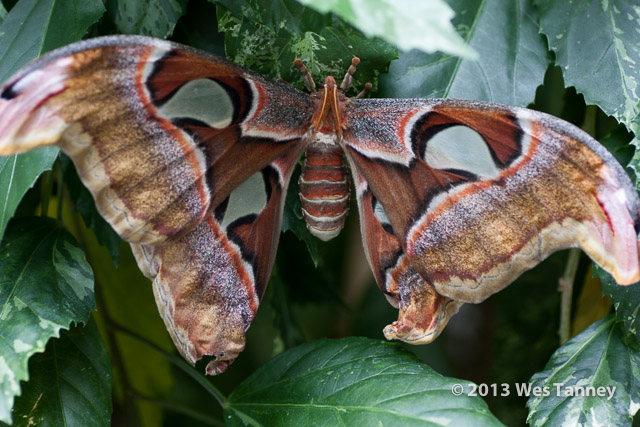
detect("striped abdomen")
[298,134,350,241]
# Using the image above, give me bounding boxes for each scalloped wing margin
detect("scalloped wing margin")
[343,98,640,306]
[0,36,314,374]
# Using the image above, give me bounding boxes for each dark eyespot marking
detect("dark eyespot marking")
[1,83,18,100]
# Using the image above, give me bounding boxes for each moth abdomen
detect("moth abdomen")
[299,134,350,241]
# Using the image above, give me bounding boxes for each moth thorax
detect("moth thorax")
[298,134,350,241]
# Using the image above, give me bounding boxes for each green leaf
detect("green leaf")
[216,0,397,93]
[215,0,314,36]
[536,0,640,128]
[268,271,305,350]
[295,0,476,59]
[11,318,112,427]
[107,0,186,38]
[226,337,502,425]
[527,315,640,426]
[597,265,640,346]
[0,148,58,243]
[84,240,175,427]
[0,0,105,243]
[0,0,105,82]
[0,2,7,22]
[172,0,226,56]
[598,125,635,171]
[627,134,640,189]
[281,166,319,266]
[380,0,549,105]
[0,217,95,424]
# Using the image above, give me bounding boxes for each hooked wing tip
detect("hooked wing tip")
[205,358,234,376]
[383,298,463,345]
[589,167,640,286]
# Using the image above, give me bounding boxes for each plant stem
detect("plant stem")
[93,279,142,424]
[557,106,597,344]
[130,390,225,426]
[558,249,581,344]
[40,170,54,218]
[55,161,64,222]
[110,321,228,407]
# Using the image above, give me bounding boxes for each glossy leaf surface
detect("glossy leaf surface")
[527,316,640,426]
[226,337,502,426]
[295,0,476,58]
[0,218,94,424]
[380,0,548,106]
[108,0,186,38]
[0,149,58,243]
[11,319,112,427]
[536,0,640,128]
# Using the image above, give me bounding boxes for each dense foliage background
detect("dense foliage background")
[0,0,639,425]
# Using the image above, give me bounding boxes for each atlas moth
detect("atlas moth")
[0,35,638,375]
